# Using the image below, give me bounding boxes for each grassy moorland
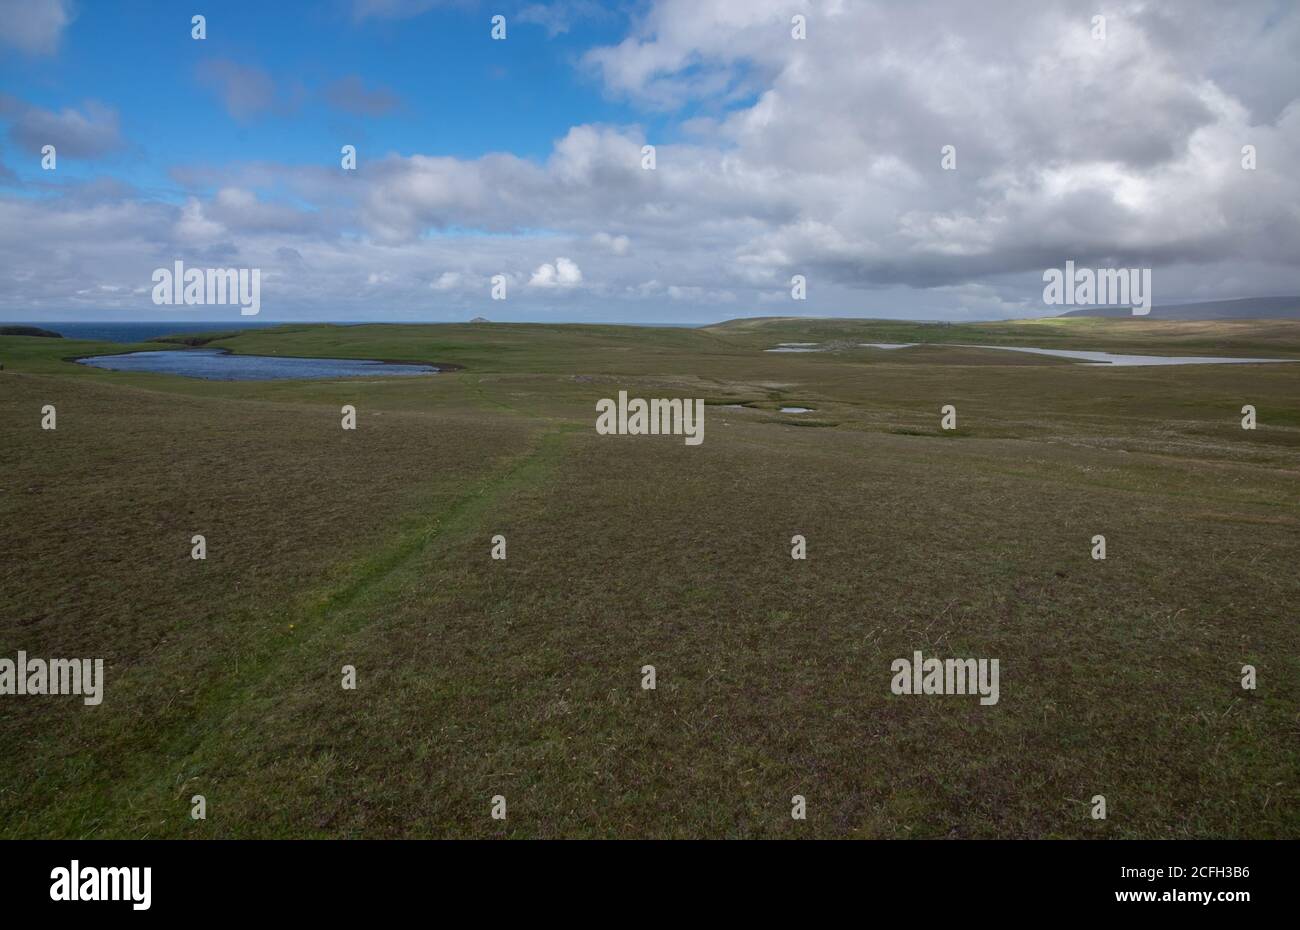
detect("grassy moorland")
[1,317,1297,838]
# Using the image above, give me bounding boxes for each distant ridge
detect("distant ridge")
[1059,297,1300,320]
[0,325,61,338]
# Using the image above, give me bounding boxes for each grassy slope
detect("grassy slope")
[1,320,1297,838]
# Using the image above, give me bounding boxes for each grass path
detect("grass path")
[44,414,577,838]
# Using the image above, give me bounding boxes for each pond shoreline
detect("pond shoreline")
[68,346,463,380]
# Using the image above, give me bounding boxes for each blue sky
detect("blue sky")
[1,1,1297,324]
[1,2,653,193]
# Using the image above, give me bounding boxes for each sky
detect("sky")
[0,0,1297,324]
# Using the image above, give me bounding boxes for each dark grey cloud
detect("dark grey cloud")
[0,95,124,158]
[0,0,73,55]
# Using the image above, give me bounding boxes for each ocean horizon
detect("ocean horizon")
[10,320,706,344]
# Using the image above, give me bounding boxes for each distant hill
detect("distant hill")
[0,326,62,337]
[1059,297,1300,320]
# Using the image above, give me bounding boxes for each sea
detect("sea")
[20,321,291,344]
[11,320,703,344]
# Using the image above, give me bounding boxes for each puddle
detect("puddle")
[766,343,823,353]
[779,406,814,413]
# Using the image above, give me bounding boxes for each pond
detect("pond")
[75,348,441,381]
[858,344,1300,366]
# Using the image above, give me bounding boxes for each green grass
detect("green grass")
[1,317,1297,838]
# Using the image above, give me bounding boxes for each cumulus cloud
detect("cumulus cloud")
[173,198,227,245]
[529,257,583,288]
[574,0,1300,304]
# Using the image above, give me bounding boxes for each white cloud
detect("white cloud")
[173,198,227,245]
[529,257,583,288]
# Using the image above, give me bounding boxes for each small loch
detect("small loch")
[76,348,441,381]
